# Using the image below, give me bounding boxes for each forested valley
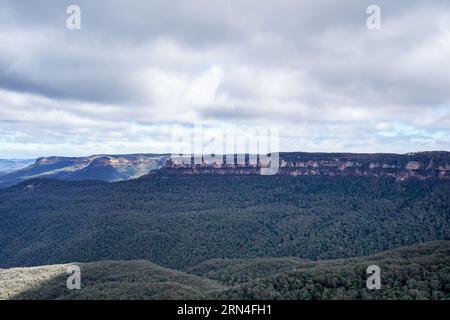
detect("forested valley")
[0,174,449,299]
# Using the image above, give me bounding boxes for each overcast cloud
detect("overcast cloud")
[0,0,449,158]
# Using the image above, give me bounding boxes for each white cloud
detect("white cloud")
[0,0,449,158]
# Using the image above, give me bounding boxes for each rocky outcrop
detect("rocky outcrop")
[2,152,449,187]
[158,152,450,180]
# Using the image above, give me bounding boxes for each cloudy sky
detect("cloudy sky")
[0,0,449,158]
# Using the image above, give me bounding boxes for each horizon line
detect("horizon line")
[3,150,450,161]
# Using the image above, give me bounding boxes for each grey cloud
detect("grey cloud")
[0,0,449,157]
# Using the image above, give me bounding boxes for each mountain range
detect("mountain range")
[1,151,449,188]
[0,151,449,300]
[0,154,169,188]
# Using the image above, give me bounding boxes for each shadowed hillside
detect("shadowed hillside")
[198,241,450,300]
[0,260,224,300]
[1,242,448,300]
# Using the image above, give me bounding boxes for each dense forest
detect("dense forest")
[207,241,450,300]
[1,241,448,300]
[0,174,449,270]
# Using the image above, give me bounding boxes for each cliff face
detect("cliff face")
[159,152,450,180]
[2,152,449,188]
[0,154,169,188]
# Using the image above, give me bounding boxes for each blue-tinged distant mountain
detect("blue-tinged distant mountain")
[0,154,169,188]
[0,159,35,175]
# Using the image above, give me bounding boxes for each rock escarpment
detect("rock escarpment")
[159,152,450,180]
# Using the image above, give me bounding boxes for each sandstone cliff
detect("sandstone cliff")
[159,152,450,180]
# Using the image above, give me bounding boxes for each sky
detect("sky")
[0,0,449,158]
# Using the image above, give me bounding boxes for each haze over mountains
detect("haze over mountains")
[0,154,169,188]
[0,159,35,175]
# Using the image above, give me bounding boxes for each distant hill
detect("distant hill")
[1,241,448,300]
[0,159,35,175]
[0,260,224,300]
[0,154,169,187]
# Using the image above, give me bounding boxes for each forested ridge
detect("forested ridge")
[210,241,450,300]
[1,241,448,300]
